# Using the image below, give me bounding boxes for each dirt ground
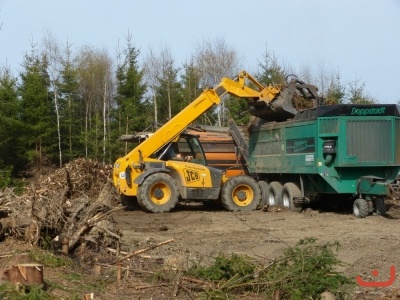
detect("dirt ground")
[114,199,400,299]
[3,160,400,298]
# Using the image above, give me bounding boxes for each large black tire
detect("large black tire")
[282,182,303,213]
[374,197,386,216]
[221,175,261,212]
[258,180,269,206]
[353,198,369,218]
[137,173,179,213]
[267,182,283,206]
[120,195,140,211]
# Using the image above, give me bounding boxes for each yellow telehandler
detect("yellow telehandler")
[113,71,319,212]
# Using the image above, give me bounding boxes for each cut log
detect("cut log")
[3,263,44,285]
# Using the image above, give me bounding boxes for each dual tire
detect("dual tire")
[260,180,303,213]
[353,197,386,218]
[282,182,303,213]
[353,198,369,218]
[260,180,386,217]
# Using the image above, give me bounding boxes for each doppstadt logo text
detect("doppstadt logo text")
[351,107,386,116]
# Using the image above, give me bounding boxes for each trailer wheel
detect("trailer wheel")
[258,181,269,206]
[282,182,303,213]
[353,198,369,218]
[374,197,386,215]
[267,182,283,206]
[221,175,261,212]
[137,173,178,213]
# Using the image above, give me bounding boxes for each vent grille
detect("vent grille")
[319,118,339,134]
[346,120,392,162]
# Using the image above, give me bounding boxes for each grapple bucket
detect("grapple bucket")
[248,78,321,121]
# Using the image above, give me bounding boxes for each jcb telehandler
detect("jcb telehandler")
[113,71,318,212]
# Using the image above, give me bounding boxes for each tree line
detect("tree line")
[0,34,376,185]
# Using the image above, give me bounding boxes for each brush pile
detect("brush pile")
[0,158,121,254]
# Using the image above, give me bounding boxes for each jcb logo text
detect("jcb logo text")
[184,169,200,183]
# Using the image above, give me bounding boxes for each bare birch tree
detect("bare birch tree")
[193,37,240,126]
[159,47,175,120]
[143,47,162,127]
[76,46,113,162]
[42,32,63,167]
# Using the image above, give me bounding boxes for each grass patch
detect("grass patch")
[0,283,53,300]
[29,250,73,268]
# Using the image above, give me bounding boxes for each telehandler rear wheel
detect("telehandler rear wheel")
[353,198,369,218]
[221,175,261,212]
[282,182,303,212]
[137,173,178,213]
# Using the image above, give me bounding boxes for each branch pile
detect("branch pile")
[0,158,122,254]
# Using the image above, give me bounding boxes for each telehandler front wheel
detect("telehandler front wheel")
[137,173,178,213]
[221,175,261,212]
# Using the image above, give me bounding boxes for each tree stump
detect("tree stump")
[3,263,44,286]
[61,237,70,256]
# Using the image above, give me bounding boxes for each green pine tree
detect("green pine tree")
[155,60,183,124]
[257,45,286,86]
[59,44,83,161]
[347,79,375,104]
[113,39,147,156]
[180,60,202,107]
[0,67,25,178]
[19,50,56,168]
[326,72,346,104]
[180,61,213,126]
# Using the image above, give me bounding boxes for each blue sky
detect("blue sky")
[1,0,399,103]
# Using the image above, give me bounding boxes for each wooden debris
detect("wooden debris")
[0,158,122,255]
[182,276,214,288]
[83,293,95,300]
[117,239,175,263]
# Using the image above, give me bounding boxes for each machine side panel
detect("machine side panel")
[248,121,317,174]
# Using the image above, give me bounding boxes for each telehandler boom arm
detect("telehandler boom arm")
[120,72,272,170]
